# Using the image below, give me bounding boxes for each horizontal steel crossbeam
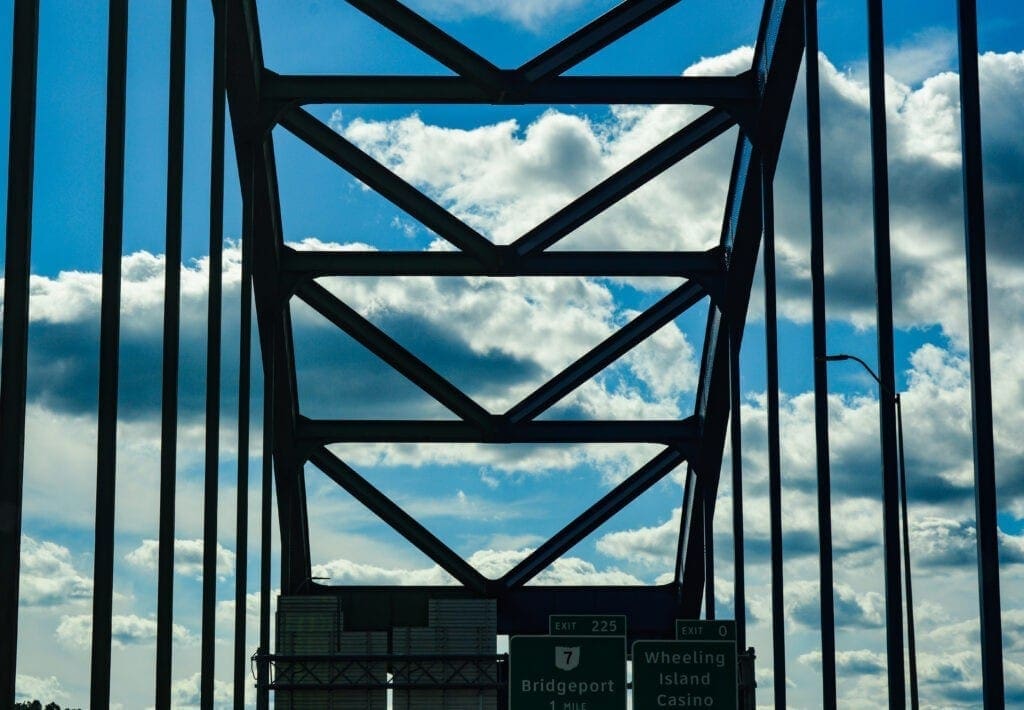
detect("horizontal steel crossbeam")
[263,71,755,106]
[299,417,700,445]
[282,246,726,278]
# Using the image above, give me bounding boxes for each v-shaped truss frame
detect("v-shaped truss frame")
[224,0,805,637]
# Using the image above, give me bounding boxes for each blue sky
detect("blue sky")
[4,0,1024,707]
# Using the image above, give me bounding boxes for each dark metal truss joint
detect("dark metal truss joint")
[720,70,760,134]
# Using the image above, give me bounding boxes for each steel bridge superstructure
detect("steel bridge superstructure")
[0,1,1005,708]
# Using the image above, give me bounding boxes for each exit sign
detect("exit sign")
[632,621,738,710]
[510,635,626,710]
[550,614,627,636]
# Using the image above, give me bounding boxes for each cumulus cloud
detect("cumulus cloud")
[596,507,678,568]
[786,580,884,629]
[125,538,236,580]
[15,674,68,704]
[55,613,194,648]
[22,248,246,421]
[799,648,886,676]
[171,672,234,708]
[18,536,92,607]
[335,104,730,252]
[324,441,665,487]
[312,547,640,586]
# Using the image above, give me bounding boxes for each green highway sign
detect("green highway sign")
[633,621,738,709]
[510,635,626,710]
[550,614,627,636]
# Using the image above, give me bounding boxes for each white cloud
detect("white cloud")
[170,672,234,708]
[596,508,678,568]
[312,547,640,586]
[786,580,884,629]
[18,536,92,607]
[124,538,236,580]
[15,674,68,704]
[55,613,194,648]
[325,440,664,487]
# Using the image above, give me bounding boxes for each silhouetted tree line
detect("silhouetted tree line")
[13,701,82,710]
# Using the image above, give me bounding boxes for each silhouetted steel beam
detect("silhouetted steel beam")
[956,0,1005,705]
[867,0,907,705]
[728,324,746,649]
[299,417,700,446]
[0,2,38,705]
[283,247,725,278]
[295,280,492,427]
[513,108,735,256]
[805,0,837,704]
[763,161,786,710]
[345,0,502,91]
[198,0,222,693]
[263,71,755,106]
[518,0,682,82]
[280,107,496,265]
[256,140,314,594]
[225,0,313,593]
[680,0,806,621]
[156,2,187,707]
[502,447,687,589]
[506,281,706,423]
[257,342,273,710]
[91,2,129,706]
[704,481,715,619]
[674,464,696,584]
[309,448,491,594]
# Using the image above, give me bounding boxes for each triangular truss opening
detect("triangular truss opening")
[312,441,674,584]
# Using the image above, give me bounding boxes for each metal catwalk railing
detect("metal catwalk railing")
[0,0,1006,708]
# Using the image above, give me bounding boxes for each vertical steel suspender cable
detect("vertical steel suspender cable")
[212,3,247,705]
[0,2,39,705]
[234,210,252,709]
[955,1,1005,705]
[155,1,188,706]
[762,161,786,709]
[256,376,272,710]
[729,324,746,650]
[200,0,222,701]
[92,1,128,702]
[91,2,129,706]
[895,395,919,709]
[231,137,250,710]
[865,2,907,704]
[255,146,273,710]
[804,1,837,706]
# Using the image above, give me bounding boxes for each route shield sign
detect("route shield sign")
[550,614,627,637]
[632,621,737,709]
[510,635,626,710]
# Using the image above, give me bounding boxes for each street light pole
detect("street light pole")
[822,354,919,710]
